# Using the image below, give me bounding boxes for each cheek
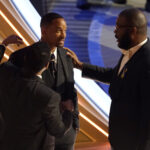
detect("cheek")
[55,33,61,38]
[48,35,60,45]
[119,31,129,40]
[130,33,136,41]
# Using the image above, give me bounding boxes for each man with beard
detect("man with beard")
[8,13,79,150]
[66,8,150,150]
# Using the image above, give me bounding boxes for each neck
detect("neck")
[50,47,56,53]
[40,38,56,53]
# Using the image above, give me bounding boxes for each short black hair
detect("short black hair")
[23,41,50,75]
[40,12,64,27]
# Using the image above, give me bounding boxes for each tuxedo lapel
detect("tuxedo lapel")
[115,54,124,76]
[56,53,65,89]
[57,48,69,80]
[119,44,145,78]
[109,54,125,101]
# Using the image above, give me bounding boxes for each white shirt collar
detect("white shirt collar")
[121,38,148,58]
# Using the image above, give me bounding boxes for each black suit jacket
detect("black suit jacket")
[8,46,79,147]
[9,47,79,129]
[82,40,150,150]
[0,62,72,150]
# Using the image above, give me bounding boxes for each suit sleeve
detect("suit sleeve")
[0,45,6,63]
[64,55,79,130]
[43,93,72,137]
[72,87,79,129]
[82,63,114,84]
[69,56,79,129]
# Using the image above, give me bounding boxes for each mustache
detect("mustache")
[58,38,65,41]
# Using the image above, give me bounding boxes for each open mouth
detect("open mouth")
[59,39,64,44]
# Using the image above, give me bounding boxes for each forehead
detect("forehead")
[116,15,128,25]
[50,18,67,28]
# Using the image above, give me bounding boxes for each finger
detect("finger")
[66,52,74,58]
[64,47,74,54]
[17,43,22,47]
[15,38,24,45]
[16,36,23,41]
[17,40,24,44]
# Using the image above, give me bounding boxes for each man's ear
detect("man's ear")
[41,26,46,36]
[132,27,138,35]
[129,27,137,41]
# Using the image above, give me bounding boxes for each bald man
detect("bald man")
[66,8,150,150]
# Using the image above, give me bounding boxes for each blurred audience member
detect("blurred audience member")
[76,0,91,9]
[113,0,150,12]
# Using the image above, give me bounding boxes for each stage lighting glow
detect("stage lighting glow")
[10,0,41,39]
[80,112,108,137]
[0,10,29,46]
[4,53,9,59]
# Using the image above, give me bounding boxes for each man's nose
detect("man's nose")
[114,26,117,34]
[61,31,66,39]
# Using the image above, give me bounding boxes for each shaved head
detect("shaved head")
[119,8,147,35]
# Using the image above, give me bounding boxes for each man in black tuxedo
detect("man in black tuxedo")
[8,13,79,150]
[0,41,73,150]
[66,8,150,150]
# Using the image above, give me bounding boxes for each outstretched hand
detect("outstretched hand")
[2,34,23,46]
[64,47,83,69]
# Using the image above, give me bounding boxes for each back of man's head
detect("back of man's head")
[40,12,64,27]
[23,41,50,75]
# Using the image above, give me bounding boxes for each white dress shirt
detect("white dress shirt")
[36,48,58,79]
[118,38,148,75]
[51,47,57,64]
